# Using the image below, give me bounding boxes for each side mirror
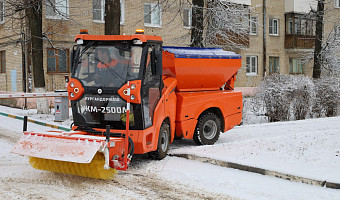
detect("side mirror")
[70,45,77,74]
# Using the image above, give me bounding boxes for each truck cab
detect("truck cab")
[70,31,164,132]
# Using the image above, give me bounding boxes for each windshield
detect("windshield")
[74,43,143,88]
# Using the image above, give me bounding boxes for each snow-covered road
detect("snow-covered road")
[0,106,340,199]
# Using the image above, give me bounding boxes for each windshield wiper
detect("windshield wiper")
[77,41,94,64]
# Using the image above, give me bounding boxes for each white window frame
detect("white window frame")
[183,7,192,29]
[92,0,125,24]
[120,0,125,25]
[335,0,340,8]
[246,56,258,76]
[144,3,162,27]
[0,0,4,24]
[250,16,258,35]
[269,18,279,36]
[92,0,105,22]
[46,0,69,20]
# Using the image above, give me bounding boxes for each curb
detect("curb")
[170,153,340,190]
[0,112,71,132]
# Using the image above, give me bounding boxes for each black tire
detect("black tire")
[148,122,170,160]
[193,113,221,145]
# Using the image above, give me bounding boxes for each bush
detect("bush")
[255,74,314,122]
[312,78,340,117]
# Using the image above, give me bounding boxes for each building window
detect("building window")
[306,20,315,35]
[144,3,161,27]
[246,56,257,75]
[0,50,5,73]
[47,48,69,73]
[0,0,4,23]
[120,0,125,24]
[287,18,293,34]
[183,7,192,28]
[269,18,279,35]
[46,0,69,19]
[93,0,125,24]
[335,0,340,8]
[250,16,258,35]
[93,0,104,21]
[269,57,279,74]
[289,57,304,74]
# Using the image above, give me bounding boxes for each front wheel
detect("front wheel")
[148,122,170,160]
[193,113,221,145]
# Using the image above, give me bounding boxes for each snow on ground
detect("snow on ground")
[1,105,340,199]
[172,117,340,183]
[0,105,73,128]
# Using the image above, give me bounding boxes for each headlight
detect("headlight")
[70,93,75,98]
[74,88,79,94]
[130,95,136,100]
[131,84,136,90]
[70,82,74,88]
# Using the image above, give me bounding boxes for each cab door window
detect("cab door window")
[141,45,161,128]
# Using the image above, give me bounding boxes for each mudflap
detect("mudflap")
[11,131,105,163]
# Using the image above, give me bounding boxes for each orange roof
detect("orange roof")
[74,34,163,43]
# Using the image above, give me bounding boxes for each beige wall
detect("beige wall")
[324,0,340,37]
[0,0,333,92]
[0,12,23,92]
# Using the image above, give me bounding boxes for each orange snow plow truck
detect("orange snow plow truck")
[12,30,242,179]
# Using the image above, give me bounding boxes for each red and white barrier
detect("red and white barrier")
[0,92,67,99]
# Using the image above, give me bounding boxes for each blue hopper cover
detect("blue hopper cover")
[163,46,242,59]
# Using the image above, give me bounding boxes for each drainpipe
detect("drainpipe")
[263,0,267,78]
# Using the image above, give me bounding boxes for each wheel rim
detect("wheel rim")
[160,129,169,152]
[202,120,217,140]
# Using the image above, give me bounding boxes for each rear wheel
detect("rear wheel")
[148,122,170,160]
[193,113,221,145]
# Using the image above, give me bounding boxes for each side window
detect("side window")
[143,47,153,84]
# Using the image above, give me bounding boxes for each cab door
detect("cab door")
[141,44,163,129]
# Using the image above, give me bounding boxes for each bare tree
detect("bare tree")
[191,0,204,47]
[188,0,254,50]
[205,0,251,50]
[25,0,45,89]
[312,0,325,79]
[25,0,50,113]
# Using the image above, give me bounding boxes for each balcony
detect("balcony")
[285,34,315,49]
[285,12,316,49]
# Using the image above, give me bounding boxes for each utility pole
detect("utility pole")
[263,0,267,78]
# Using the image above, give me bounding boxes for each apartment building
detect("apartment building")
[0,0,336,92]
[0,0,193,92]
[234,0,319,87]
